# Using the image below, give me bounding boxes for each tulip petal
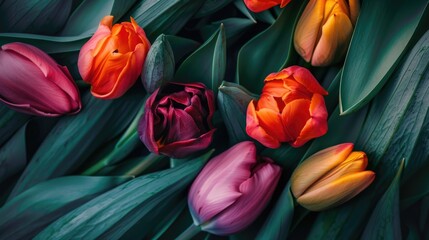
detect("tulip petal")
[262,79,289,97]
[165,107,201,142]
[188,141,257,224]
[289,66,328,95]
[244,0,282,12]
[256,108,288,142]
[294,0,325,62]
[311,11,353,66]
[307,151,368,192]
[281,98,311,143]
[202,158,282,235]
[0,48,77,116]
[78,16,113,81]
[291,143,354,197]
[292,94,328,147]
[160,129,215,159]
[297,171,375,211]
[246,100,281,148]
[348,0,360,25]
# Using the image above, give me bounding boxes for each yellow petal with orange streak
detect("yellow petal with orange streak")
[297,171,375,211]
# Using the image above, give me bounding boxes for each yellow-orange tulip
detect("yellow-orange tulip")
[78,16,151,99]
[291,143,375,211]
[294,0,360,66]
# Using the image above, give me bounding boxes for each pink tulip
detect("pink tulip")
[0,42,81,117]
[188,141,282,235]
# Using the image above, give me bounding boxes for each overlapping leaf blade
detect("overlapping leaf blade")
[175,24,226,96]
[0,176,129,239]
[308,29,429,240]
[0,105,30,147]
[8,91,144,199]
[361,161,403,239]
[339,0,429,114]
[236,0,306,93]
[34,151,212,240]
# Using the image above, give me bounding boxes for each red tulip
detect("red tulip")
[244,0,291,12]
[0,42,81,117]
[138,82,215,158]
[188,141,282,235]
[78,16,150,99]
[246,66,328,148]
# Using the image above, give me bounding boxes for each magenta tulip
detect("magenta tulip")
[0,42,81,116]
[188,141,282,235]
[138,82,215,158]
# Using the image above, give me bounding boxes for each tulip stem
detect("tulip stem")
[176,224,201,240]
[81,159,109,175]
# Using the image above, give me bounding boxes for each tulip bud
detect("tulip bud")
[291,143,375,211]
[246,66,328,148]
[138,82,216,158]
[188,141,282,235]
[294,0,360,66]
[0,42,81,117]
[218,81,257,144]
[141,34,175,94]
[244,0,291,13]
[78,16,151,99]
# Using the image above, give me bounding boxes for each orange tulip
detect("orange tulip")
[294,0,360,66]
[246,66,328,148]
[78,16,151,99]
[244,0,291,12]
[291,143,375,211]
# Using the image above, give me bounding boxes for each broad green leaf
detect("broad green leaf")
[0,33,90,54]
[401,161,429,208]
[233,0,256,23]
[0,118,56,184]
[0,105,30,147]
[339,0,429,114]
[82,96,148,176]
[126,0,205,40]
[308,29,429,240]
[0,176,129,240]
[256,182,294,240]
[217,81,257,145]
[60,0,137,36]
[194,0,233,18]
[175,24,226,96]
[149,199,187,239]
[165,35,200,63]
[142,34,175,93]
[236,0,307,93]
[361,160,404,240]
[34,151,213,240]
[0,0,72,34]
[262,144,308,169]
[201,18,255,42]
[8,90,144,199]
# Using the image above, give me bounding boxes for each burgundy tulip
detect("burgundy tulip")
[138,82,215,158]
[188,141,282,235]
[0,42,81,116]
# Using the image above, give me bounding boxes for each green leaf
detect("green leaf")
[175,24,227,96]
[165,35,200,64]
[308,29,429,240]
[0,33,90,54]
[339,0,429,114]
[0,105,30,147]
[60,0,137,36]
[0,176,129,239]
[256,182,294,240]
[233,0,256,23]
[361,160,404,240]
[194,0,233,18]
[8,90,145,199]
[401,161,429,208]
[236,0,307,93]
[126,0,206,40]
[142,34,175,93]
[0,118,56,184]
[0,0,72,35]
[201,18,255,42]
[217,81,257,145]
[34,151,213,240]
